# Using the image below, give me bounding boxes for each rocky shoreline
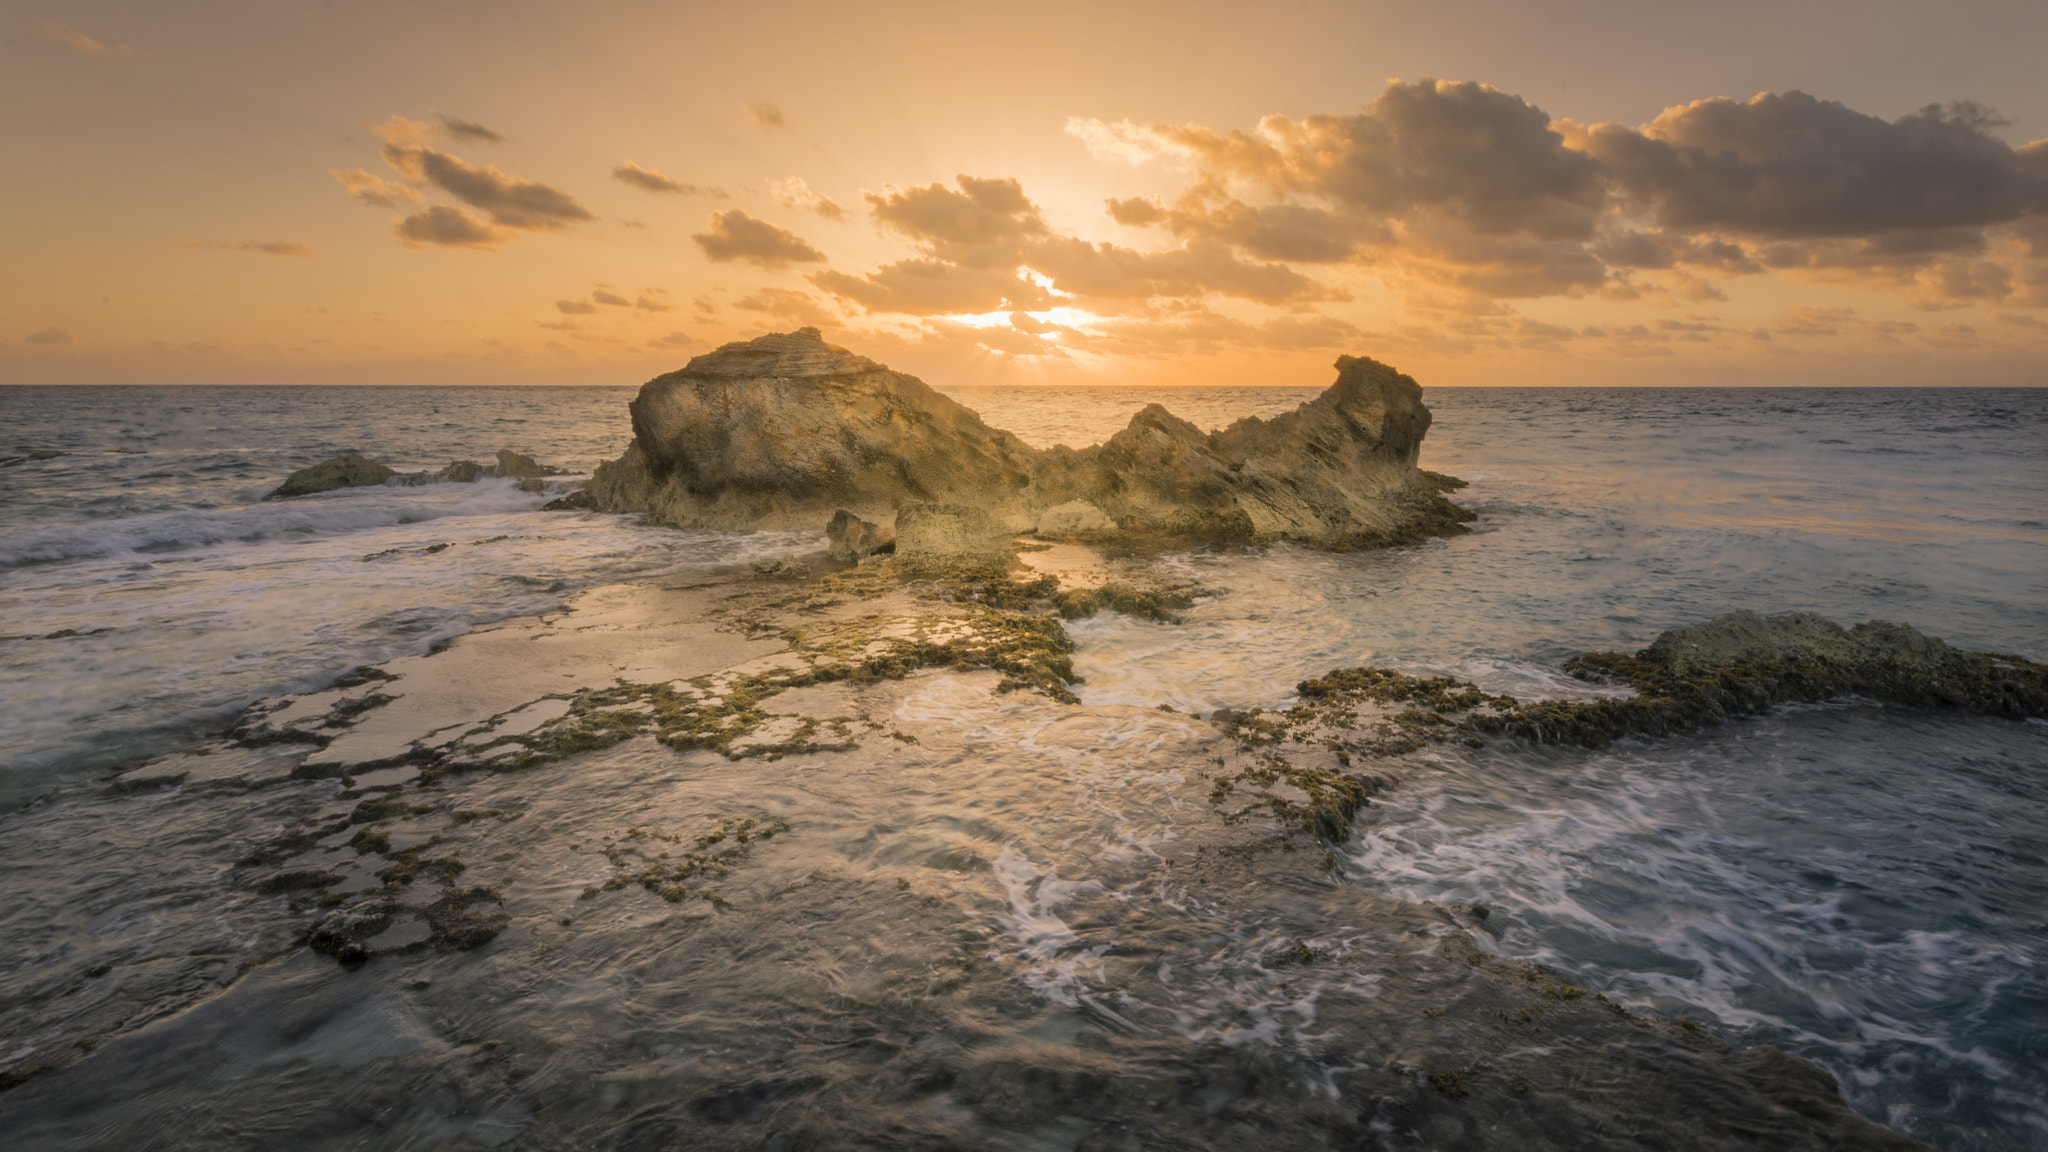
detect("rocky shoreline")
[8,358,2037,1149]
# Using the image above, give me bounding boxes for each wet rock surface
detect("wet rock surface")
[586,327,1473,549]
[2,550,1996,1149]
[265,451,395,499]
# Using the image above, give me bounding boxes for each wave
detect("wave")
[0,480,551,568]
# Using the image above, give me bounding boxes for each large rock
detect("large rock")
[267,453,395,500]
[586,328,1472,549]
[585,328,1037,531]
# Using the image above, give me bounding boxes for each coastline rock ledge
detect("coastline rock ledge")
[584,328,1473,549]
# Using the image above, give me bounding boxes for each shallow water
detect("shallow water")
[1,382,2045,1149]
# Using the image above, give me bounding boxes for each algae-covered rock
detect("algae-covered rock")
[894,503,1006,559]
[584,328,1472,550]
[266,453,396,500]
[1035,500,1115,538]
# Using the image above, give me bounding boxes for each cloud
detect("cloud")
[1156,80,1606,240]
[1579,94,2046,240]
[749,102,787,130]
[613,161,723,197]
[734,287,837,327]
[331,168,423,210]
[1067,117,1177,165]
[435,113,503,144]
[771,177,845,220]
[650,331,697,349]
[36,22,134,56]
[181,239,318,257]
[25,326,73,345]
[395,205,508,249]
[634,294,675,313]
[382,143,593,230]
[825,175,1343,313]
[811,263,1049,316]
[867,176,1050,267]
[1070,80,2048,310]
[592,289,631,307]
[556,299,598,314]
[692,210,826,267]
[370,115,436,148]
[1106,197,1167,226]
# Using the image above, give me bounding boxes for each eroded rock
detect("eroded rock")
[585,327,1473,550]
[825,509,895,562]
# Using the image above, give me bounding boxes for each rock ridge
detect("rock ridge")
[585,327,1473,548]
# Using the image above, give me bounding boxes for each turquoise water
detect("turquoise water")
[1,383,2044,1148]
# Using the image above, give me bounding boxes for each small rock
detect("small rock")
[750,555,811,579]
[541,489,595,511]
[825,509,895,562]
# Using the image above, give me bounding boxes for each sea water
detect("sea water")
[1,383,2044,1149]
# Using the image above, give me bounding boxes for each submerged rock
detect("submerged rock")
[585,327,1473,549]
[266,452,396,500]
[274,449,567,499]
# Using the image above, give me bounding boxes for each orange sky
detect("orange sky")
[4,0,2046,388]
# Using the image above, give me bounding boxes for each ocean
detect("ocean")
[1,383,2043,1149]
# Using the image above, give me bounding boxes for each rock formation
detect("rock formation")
[266,452,395,499]
[268,449,564,500]
[585,327,1473,549]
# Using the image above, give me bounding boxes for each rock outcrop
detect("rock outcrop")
[266,452,395,499]
[585,327,1473,548]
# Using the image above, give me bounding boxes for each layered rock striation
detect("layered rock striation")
[584,327,1473,549]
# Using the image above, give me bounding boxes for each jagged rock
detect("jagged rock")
[825,510,895,562]
[1036,500,1115,538]
[586,328,1038,531]
[266,453,396,500]
[894,503,1006,559]
[541,489,595,511]
[437,459,486,483]
[485,449,558,480]
[586,327,1472,549]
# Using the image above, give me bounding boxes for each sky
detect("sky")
[3,0,2046,388]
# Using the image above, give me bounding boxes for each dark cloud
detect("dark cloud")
[1030,235,1345,305]
[394,205,507,249]
[650,330,696,349]
[634,294,675,313]
[435,114,503,144]
[25,326,73,345]
[749,102,787,130]
[734,287,836,327]
[613,161,723,197]
[692,210,827,268]
[592,289,631,307]
[1065,81,2048,309]
[1581,94,2047,240]
[1151,80,1607,240]
[383,144,593,230]
[556,300,598,314]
